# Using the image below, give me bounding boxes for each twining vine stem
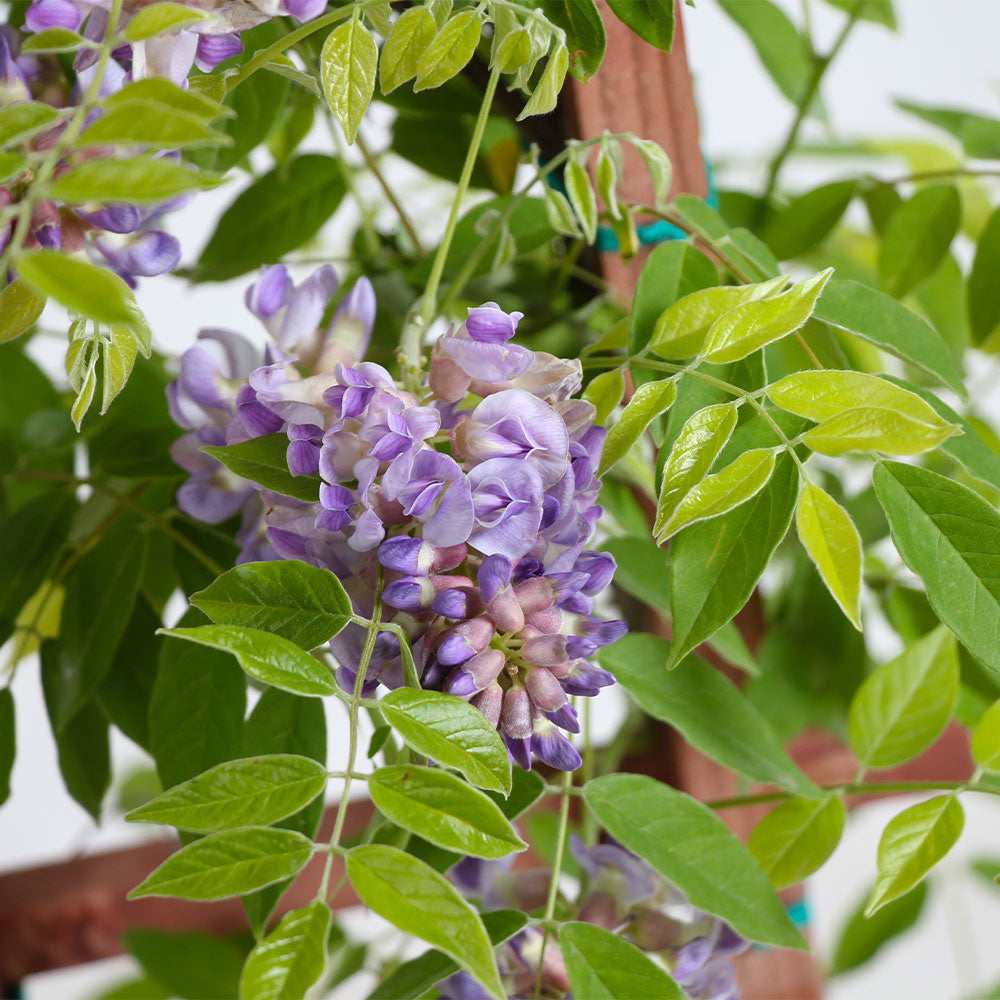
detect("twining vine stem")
[535,767,573,1000]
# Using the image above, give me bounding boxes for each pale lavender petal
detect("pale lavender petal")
[246,265,291,319]
[195,31,242,72]
[79,203,142,234]
[282,0,327,21]
[93,230,180,277]
[441,338,534,382]
[465,301,522,343]
[26,0,82,33]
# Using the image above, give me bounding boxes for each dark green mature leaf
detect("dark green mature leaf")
[815,279,965,398]
[127,755,327,832]
[561,923,684,999]
[629,241,718,354]
[602,634,816,794]
[605,0,674,51]
[369,765,526,859]
[585,775,805,949]
[897,100,1000,159]
[42,528,146,729]
[534,0,606,81]
[159,625,338,697]
[830,881,927,975]
[16,252,140,325]
[381,689,510,794]
[763,181,856,260]
[669,454,798,668]
[347,845,503,998]
[213,68,289,172]
[47,156,216,204]
[0,688,15,806]
[203,434,322,503]
[191,560,351,650]
[197,155,346,281]
[879,185,961,298]
[129,827,315,901]
[367,910,527,1000]
[716,0,811,103]
[749,796,845,888]
[150,626,247,790]
[874,462,1000,678]
[968,205,1000,346]
[240,900,330,1000]
[0,280,46,344]
[123,929,246,1000]
[484,767,545,820]
[866,795,964,914]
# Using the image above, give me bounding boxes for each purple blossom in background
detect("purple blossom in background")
[169,290,626,773]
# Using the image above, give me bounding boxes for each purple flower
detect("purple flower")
[468,457,544,560]
[387,449,474,548]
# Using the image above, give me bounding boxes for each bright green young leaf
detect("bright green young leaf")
[605,0,675,51]
[749,796,846,888]
[126,755,327,833]
[795,482,863,630]
[600,634,817,795]
[493,27,532,74]
[584,775,806,949]
[123,928,246,1000]
[565,156,598,244]
[158,625,338,697]
[657,447,776,540]
[204,434,321,503]
[534,0,606,81]
[560,922,684,1000]
[595,141,621,220]
[762,181,857,260]
[0,101,58,145]
[848,626,958,770]
[20,26,84,51]
[830,881,927,975]
[0,279,46,345]
[879,185,961,298]
[414,11,481,91]
[701,268,833,363]
[0,151,26,183]
[968,205,1000,346]
[971,699,1000,771]
[368,765,526,859]
[100,327,138,414]
[70,360,97,432]
[866,795,964,915]
[123,2,211,40]
[583,367,625,425]
[347,845,503,999]
[129,827,314,901]
[631,137,672,207]
[669,454,798,668]
[381,688,510,794]
[105,77,226,119]
[191,560,351,650]
[320,18,377,144]
[379,6,437,92]
[542,185,582,238]
[803,406,960,456]
[821,0,896,27]
[48,156,217,204]
[16,251,138,326]
[240,900,330,1000]
[0,688,14,807]
[650,275,788,359]
[80,101,226,149]
[598,378,676,475]
[654,402,738,537]
[897,100,1000,160]
[517,42,568,120]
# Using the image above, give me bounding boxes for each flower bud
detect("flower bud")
[472,682,503,728]
[437,615,495,665]
[522,634,569,667]
[478,554,524,633]
[500,686,532,739]
[524,666,567,712]
[445,649,505,697]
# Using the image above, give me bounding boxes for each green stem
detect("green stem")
[535,768,573,1000]
[356,134,426,256]
[325,113,381,259]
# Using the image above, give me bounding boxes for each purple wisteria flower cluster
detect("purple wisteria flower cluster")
[441,837,748,999]
[168,264,626,771]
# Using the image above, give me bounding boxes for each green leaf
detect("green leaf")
[124,2,211,39]
[105,77,227,119]
[158,625,338,697]
[971,699,1000,771]
[584,775,806,949]
[80,101,227,149]
[42,528,146,729]
[813,279,965,397]
[657,447,776,541]
[16,251,139,325]
[43,684,109,820]
[631,137,672,207]
[605,0,675,51]
[197,155,345,281]
[968,204,1000,346]
[848,626,959,770]
[897,99,1000,160]
[543,185,583,238]
[821,0,896,27]
[582,368,625,425]
[534,0,606,81]
[517,42,568,120]
[650,275,789,359]
[762,181,857,260]
[123,929,246,1000]
[560,922,684,999]
[600,633,817,795]
[598,379,676,475]
[204,434,321,503]
[379,6,437,93]
[0,101,58,146]
[702,268,833,363]
[866,795,964,915]
[492,26,532,74]
[368,765,526,859]
[347,845,503,999]
[716,0,811,103]
[0,688,14,807]
[879,185,961,298]
[129,826,314,901]
[20,26,84,51]
[830,882,927,976]
[654,402,738,537]
[749,796,845,888]
[414,11,481,91]
[874,461,1000,677]
[380,688,510,794]
[367,910,526,1000]
[320,18,377,144]
[565,156,598,244]
[0,151,26,183]
[795,482,863,629]
[47,156,216,203]
[211,66,288,173]
[240,900,330,1000]
[126,754,327,833]
[803,408,960,456]
[669,454,798,668]
[191,560,351,650]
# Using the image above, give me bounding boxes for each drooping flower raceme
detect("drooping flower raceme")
[168,267,625,771]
